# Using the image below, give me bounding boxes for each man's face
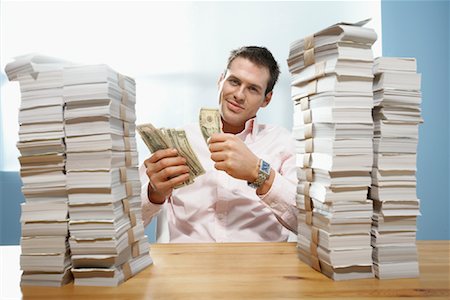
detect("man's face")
[218,57,272,132]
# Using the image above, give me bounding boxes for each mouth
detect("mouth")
[225,99,244,113]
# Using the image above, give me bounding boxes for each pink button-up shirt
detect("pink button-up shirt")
[140,118,298,242]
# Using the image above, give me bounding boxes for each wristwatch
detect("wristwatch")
[248,159,271,189]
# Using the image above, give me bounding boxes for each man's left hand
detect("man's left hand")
[208,133,259,182]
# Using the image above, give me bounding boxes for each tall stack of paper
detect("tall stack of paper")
[63,65,152,286]
[5,55,73,286]
[288,19,377,280]
[370,57,422,279]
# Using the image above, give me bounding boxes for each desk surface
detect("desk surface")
[1,241,449,299]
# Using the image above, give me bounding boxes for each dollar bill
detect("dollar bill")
[136,123,168,153]
[136,123,204,188]
[199,108,222,143]
[167,129,205,176]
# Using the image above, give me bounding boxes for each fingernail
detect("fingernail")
[207,137,211,144]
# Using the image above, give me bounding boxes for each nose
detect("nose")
[234,86,245,103]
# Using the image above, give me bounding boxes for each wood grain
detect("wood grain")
[15,241,450,299]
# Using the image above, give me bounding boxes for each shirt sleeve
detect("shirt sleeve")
[139,162,164,228]
[258,133,298,234]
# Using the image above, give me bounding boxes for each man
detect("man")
[140,46,297,242]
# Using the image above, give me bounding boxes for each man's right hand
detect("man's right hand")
[143,148,190,204]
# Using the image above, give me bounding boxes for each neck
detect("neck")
[221,118,245,134]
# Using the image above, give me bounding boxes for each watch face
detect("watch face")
[248,159,271,189]
[261,160,271,175]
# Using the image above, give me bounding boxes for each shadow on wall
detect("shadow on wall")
[0,171,23,245]
[0,171,157,245]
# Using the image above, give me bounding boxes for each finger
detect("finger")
[148,164,189,183]
[144,156,156,168]
[166,173,191,188]
[158,165,190,181]
[214,161,229,172]
[144,155,155,168]
[210,152,227,162]
[146,154,186,170]
[209,133,232,144]
[148,166,189,191]
[147,176,158,192]
[209,141,228,153]
[145,157,187,186]
[152,172,190,191]
[153,156,187,173]
[148,148,178,164]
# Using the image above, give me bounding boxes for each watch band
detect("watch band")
[248,159,271,189]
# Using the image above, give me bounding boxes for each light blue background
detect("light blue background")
[1,1,449,244]
[381,0,450,240]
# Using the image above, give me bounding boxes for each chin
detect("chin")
[222,109,237,120]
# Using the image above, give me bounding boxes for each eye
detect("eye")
[228,78,239,86]
[249,86,259,94]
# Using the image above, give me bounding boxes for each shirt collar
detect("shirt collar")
[235,116,259,140]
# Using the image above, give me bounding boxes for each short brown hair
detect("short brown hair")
[226,46,280,95]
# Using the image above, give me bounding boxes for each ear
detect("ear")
[261,91,273,108]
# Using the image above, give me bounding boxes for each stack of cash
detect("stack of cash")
[5,55,73,286]
[370,57,422,279]
[137,124,206,188]
[64,64,152,286]
[137,108,220,189]
[288,19,377,280]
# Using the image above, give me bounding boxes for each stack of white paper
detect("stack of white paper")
[288,19,377,280]
[370,57,422,279]
[63,65,152,286]
[5,55,73,286]
[6,55,153,286]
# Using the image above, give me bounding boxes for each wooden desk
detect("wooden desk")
[1,241,449,299]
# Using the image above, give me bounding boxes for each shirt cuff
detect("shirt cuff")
[140,181,165,227]
[258,171,297,232]
[140,163,165,227]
